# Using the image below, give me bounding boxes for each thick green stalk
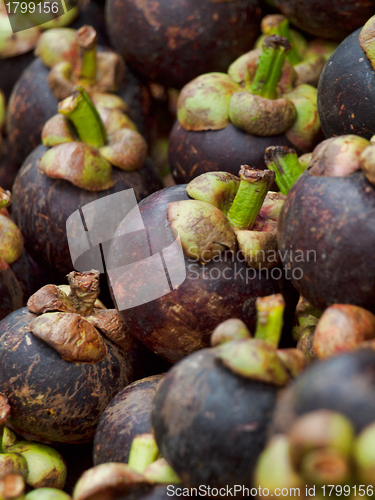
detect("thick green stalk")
[261,15,302,66]
[226,166,275,229]
[254,294,285,347]
[250,35,291,100]
[76,26,97,87]
[265,146,304,195]
[58,85,107,147]
[127,434,159,474]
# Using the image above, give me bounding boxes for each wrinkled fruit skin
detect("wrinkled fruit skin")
[277,171,375,313]
[318,28,375,140]
[108,185,298,363]
[274,0,375,41]
[12,144,163,276]
[7,57,156,166]
[169,122,297,184]
[152,348,278,490]
[0,307,132,444]
[105,0,262,89]
[271,349,375,435]
[94,374,163,465]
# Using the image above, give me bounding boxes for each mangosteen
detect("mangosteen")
[170,35,321,184]
[277,134,375,314]
[94,375,164,466]
[127,339,171,383]
[273,0,375,41]
[255,14,337,87]
[151,294,306,491]
[272,349,375,436]
[254,410,358,492]
[7,25,155,166]
[106,164,299,363]
[0,270,133,444]
[12,85,162,276]
[318,16,375,140]
[0,187,50,320]
[105,0,262,90]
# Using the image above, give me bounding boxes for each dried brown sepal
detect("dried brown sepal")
[67,270,101,316]
[87,309,134,352]
[0,395,10,426]
[0,473,25,500]
[30,312,107,363]
[277,348,307,378]
[211,318,251,347]
[73,463,150,500]
[27,284,70,315]
[313,304,375,359]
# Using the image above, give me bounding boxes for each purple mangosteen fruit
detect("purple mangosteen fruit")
[277,134,375,314]
[0,270,133,444]
[94,374,164,466]
[105,0,262,89]
[318,16,375,140]
[273,0,375,41]
[151,295,306,491]
[169,35,321,184]
[272,349,375,436]
[106,164,299,363]
[12,86,162,276]
[7,25,155,166]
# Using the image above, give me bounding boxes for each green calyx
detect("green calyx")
[174,167,283,265]
[58,86,106,148]
[40,86,146,191]
[250,35,292,100]
[0,212,24,265]
[177,73,240,131]
[264,146,305,195]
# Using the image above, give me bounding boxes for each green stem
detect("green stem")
[264,146,304,195]
[76,26,97,87]
[250,35,291,100]
[58,86,107,148]
[128,434,160,474]
[226,166,275,229]
[262,15,302,66]
[254,294,285,347]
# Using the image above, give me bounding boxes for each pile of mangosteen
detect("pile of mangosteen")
[1,1,375,498]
